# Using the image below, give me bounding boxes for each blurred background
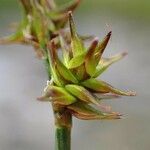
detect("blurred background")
[0,0,150,150]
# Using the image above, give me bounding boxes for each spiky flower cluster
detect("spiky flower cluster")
[38,12,136,120]
[0,0,135,121]
[0,0,81,59]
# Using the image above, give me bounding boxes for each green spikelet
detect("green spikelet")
[39,11,136,121]
[0,0,82,59]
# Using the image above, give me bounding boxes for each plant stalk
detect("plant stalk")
[54,105,72,150]
[55,125,71,150]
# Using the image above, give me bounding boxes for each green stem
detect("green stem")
[55,126,71,150]
[54,107,72,150]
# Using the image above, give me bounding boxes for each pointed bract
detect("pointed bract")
[47,41,66,86]
[65,84,100,105]
[82,78,136,96]
[48,40,78,84]
[95,31,112,59]
[68,53,86,69]
[69,11,85,57]
[94,52,128,77]
[68,102,121,120]
[38,85,76,105]
[85,32,111,77]
[59,35,71,66]
[85,37,99,76]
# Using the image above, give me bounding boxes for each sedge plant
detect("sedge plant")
[0,0,136,150]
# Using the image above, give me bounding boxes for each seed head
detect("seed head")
[38,12,136,120]
[0,0,82,59]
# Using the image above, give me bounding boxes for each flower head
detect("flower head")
[38,12,136,120]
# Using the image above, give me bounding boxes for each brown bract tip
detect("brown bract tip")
[128,91,137,96]
[122,51,128,57]
[107,31,112,37]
